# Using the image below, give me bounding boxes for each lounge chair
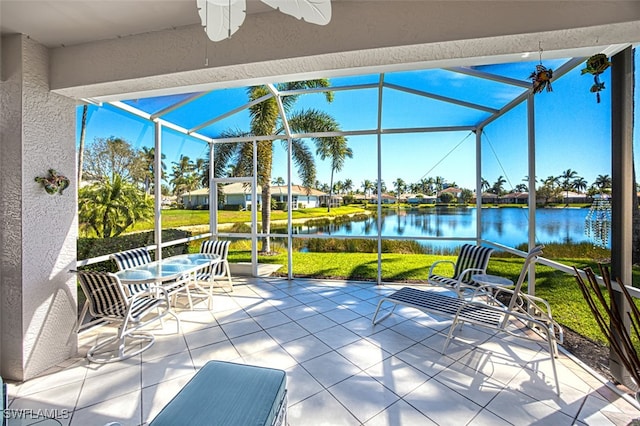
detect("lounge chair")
[428,244,494,297]
[75,270,179,363]
[373,246,563,395]
[195,240,233,293]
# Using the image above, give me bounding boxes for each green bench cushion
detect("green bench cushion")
[150,361,286,426]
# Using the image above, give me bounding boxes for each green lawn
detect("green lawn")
[130,206,368,232]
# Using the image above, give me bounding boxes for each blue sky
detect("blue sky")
[77,53,640,193]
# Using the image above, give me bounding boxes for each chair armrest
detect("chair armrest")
[456,300,563,342]
[457,268,487,284]
[428,260,456,277]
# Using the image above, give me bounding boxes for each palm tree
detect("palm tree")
[213,80,343,253]
[560,168,580,202]
[573,177,588,193]
[393,178,406,204]
[361,179,374,199]
[78,174,154,238]
[317,135,352,212]
[343,178,354,194]
[272,176,285,204]
[480,178,490,193]
[514,183,528,193]
[491,176,507,195]
[374,179,386,195]
[593,174,612,194]
[78,105,88,183]
[169,155,195,200]
[138,147,166,194]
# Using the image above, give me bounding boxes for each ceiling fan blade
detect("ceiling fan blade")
[261,0,332,25]
[197,0,247,42]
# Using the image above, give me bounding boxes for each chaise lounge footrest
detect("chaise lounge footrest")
[150,361,287,426]
[372,287,464,325]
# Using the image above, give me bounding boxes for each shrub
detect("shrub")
[78,229,192,272]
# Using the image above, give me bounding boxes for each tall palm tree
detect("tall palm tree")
[491,176,507,195]
[374,179,386,195]
[480,178,490,193]
[593,174,612,194]
[213,80,343,253]
[343,178,354,194]
[514,183,528,193]
[573,177,588,193]
[272,176,285,205]
[361,179,374,199]
[560,168,580,202]
[393,178,406,204]
[78,105,88,183]
[170,155,196,201]
[317,135,352,212]
[138,147,166,194]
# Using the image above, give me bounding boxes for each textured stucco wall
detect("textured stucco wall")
[0,34,78,381]
[48,1,640,100]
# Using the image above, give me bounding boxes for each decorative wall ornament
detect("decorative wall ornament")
[35,169,70,195]
[529,43,553,94]
[581,53,611,103]
[197,0,332,42]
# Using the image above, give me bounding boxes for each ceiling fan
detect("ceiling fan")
[197,0,332,42]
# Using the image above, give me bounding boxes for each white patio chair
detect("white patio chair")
[373,246,563,395]
[76,270,180,363]
[196,240,233,293]
[442,245,563,395]
[428,244,494,297]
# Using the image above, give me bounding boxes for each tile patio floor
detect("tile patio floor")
[6,278,640,425]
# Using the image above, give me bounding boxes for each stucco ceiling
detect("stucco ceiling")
[0,0,276,48]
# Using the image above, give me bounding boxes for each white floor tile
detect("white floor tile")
[265,321,310,344]
[365,399,437,426]
[301,351,361,387]
[70,389,141,426]
[282,335,332,363]
[327,371,400,423]
[404,378,483,426]
[337,339,392,370]
[7,278,640,426]
[288,390,360,426]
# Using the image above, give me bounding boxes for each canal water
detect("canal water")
[290,207,604,250]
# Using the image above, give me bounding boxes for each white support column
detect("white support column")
[376,74,385,285]
[475,129,482,242]
[527,94,537,295]
[210,143,217,238]
[287,137,293,280]
[252,141,259,277]
[0,35,78,380]
[154,120,162,261]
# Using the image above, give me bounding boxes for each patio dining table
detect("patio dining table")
[115,253,221,309]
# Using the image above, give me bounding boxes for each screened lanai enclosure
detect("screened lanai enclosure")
[81,43,635,284]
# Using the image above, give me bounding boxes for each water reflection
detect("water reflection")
[287,207,604,249]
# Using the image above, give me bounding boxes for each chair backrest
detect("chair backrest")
[200,240,230,276]
[77,270,130,319]
[453,244,494,283]
[505,245,544,311]
[111,247,152,271]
